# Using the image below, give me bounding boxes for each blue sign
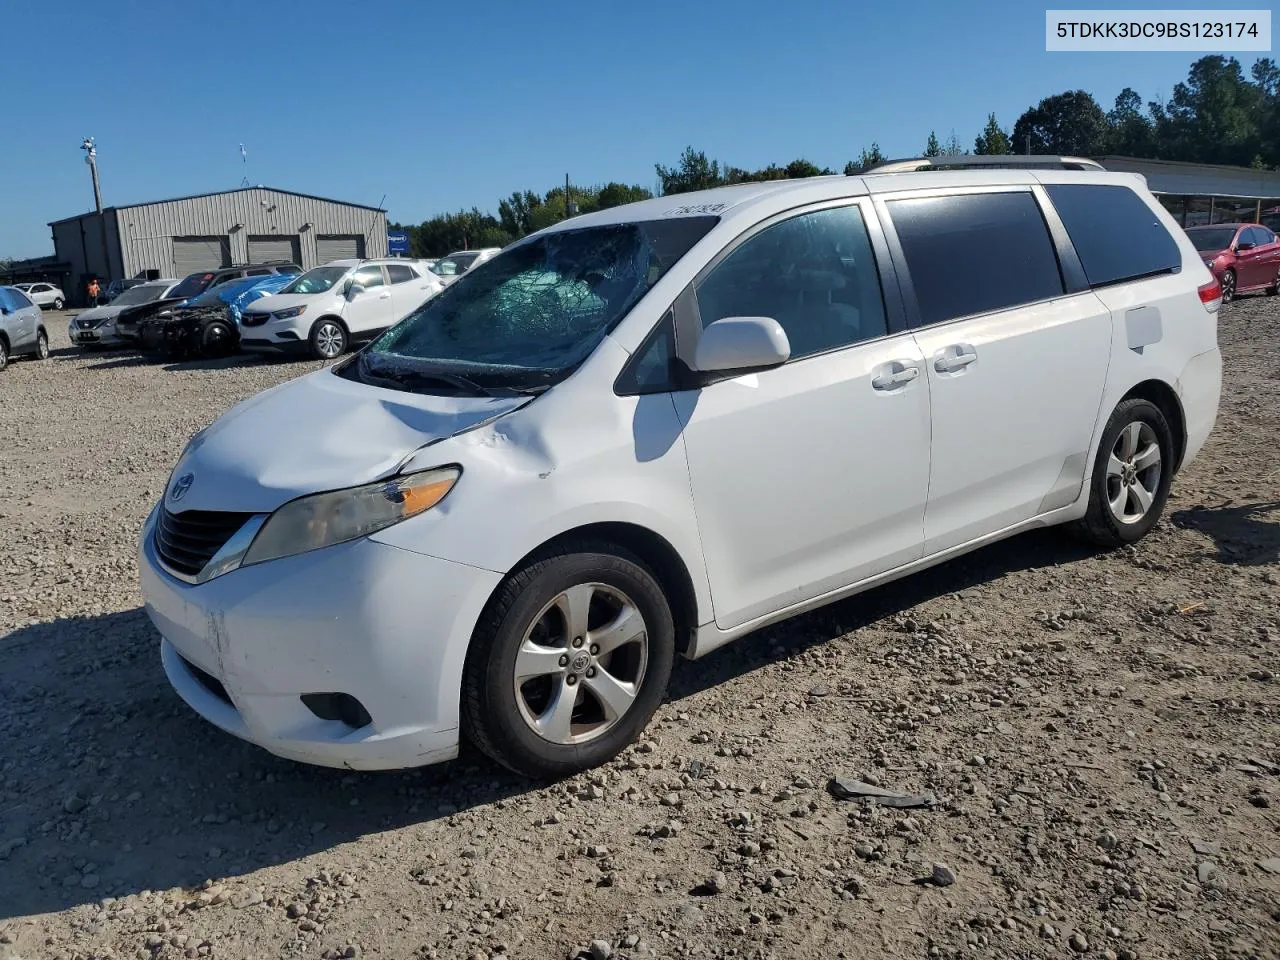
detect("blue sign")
[387,231,410,255]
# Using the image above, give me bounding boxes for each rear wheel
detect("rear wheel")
[1267,266,1280,295]
[462,543,675,779]
[1220,269,1236,303]
[52,298,64,310]
[0,338,8,372]
[1070,399,1174,548]
[308,319,347,360]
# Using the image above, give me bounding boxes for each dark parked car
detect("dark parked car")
[1185,223,1280,302]
[117,261,302,345]
[156,273,297,358]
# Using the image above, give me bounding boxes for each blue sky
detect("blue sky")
[0,0,1263,257]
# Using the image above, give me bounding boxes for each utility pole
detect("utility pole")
[565,173,574,219]
[1025,135,1031,156]
[81,138,112,282]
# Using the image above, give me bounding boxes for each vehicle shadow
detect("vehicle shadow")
[1170,500,1280,566]
[0,527,1090,920]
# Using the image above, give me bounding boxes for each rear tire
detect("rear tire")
[461,542,675,779]
[1267,267,1280,295]
[0,338,8,372]
[308,319,347,360]
[1070,398,1174,548]
[52,298,64,310]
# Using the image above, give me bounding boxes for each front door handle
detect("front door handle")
[933,344,978,373]
[871,361,920,391]
[379,292,392,299]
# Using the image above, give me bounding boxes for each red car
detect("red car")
[1185,223,1280,302]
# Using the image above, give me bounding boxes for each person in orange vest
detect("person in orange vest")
[87,278,101,305]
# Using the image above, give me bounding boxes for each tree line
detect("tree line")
[397,55,1278,257]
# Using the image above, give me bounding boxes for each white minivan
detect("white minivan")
[140,158,1222,778]
[240,259,444,360]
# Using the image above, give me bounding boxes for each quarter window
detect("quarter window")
[695,204,888,360]
[1045,184,1181,287]
[386,263,416,284]
[353,265,386,289]
[889,192,1064,326]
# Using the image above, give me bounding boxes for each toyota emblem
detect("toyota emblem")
[170,473,195,502]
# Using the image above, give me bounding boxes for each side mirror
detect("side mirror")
[694,316,791,376]
[1236,241,1256,251]
[346,282,366,300]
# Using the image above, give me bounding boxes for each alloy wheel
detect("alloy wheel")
[1220,271,1236,302]
[36,332,49,360]
[513,582,649,745]
[316,323,344,358]
[1105,421,1162,525]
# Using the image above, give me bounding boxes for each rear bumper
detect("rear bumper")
[1176,346,1222,470]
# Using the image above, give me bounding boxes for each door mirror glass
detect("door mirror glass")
[346,283,366,300]
[1235,240,1256,251]
[694,316,791,375]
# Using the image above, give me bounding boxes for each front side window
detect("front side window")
[387,263,416,284]
[7,289,32,309]
[348,217,717,393]
[1257,227,1277,245]
[889,192,1064,326]
[353,265,386,289]
[695,204,887,359]
[282,266,349,295]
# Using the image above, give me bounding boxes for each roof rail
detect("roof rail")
[862,155,1105,174]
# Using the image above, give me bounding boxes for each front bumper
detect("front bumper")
[138,506,502,770]
[68,323,123,347]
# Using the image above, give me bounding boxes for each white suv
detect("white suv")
[139,158,1222,778]
[239,259,444,360]
[430,248,501,284]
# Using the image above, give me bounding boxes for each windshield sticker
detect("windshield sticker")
[663,202,729,216]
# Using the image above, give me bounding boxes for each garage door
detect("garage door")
[172,236,230,276]
[247,235,301,266]
[316,235,364,263]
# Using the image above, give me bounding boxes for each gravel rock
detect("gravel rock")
[930,863,956,887]
[0,302,1277,960]
[588,939,613,960]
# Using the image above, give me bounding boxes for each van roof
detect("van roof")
[541,163,1143,235]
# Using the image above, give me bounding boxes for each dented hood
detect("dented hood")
[169,367,528,514]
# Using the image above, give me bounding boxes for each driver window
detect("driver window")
[694,205,887,360]
[353,265,386,289]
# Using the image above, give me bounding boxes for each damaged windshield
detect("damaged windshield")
[345,217,717,394]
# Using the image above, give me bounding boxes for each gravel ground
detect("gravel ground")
[0,304,1277,960]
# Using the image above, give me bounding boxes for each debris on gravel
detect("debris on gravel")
[1,304,1278,958]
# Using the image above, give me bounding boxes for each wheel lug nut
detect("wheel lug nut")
[572,637,584,648]
[589,644,599,655]
[586,667,596,678]
[566,675,578,686]
[558,654,569,667]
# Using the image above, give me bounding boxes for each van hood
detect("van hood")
[168,368,529,514]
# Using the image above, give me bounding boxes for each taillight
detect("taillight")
[1198,277,1221,313]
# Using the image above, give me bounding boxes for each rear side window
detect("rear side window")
[1045,184,1181,287]
[386,263,416,284]
[888,192,1064,326]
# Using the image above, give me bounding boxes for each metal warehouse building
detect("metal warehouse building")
[49,186,387,303]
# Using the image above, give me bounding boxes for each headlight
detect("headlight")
[272,305,307,319]
[242,466,460,566]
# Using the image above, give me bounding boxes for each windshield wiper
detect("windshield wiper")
[357,355,545,398]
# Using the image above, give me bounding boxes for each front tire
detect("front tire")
[1070,398,1174,548]
[202,321,236,357]
[1220,269,1236,303]
[308,319,347,360]
[462,543,676,779]
[0,338,8,372]
[34,329,49,360]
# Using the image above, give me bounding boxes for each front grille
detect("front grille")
[240,312,268,327]
[155,508,254,577]
[77,318,95,329]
